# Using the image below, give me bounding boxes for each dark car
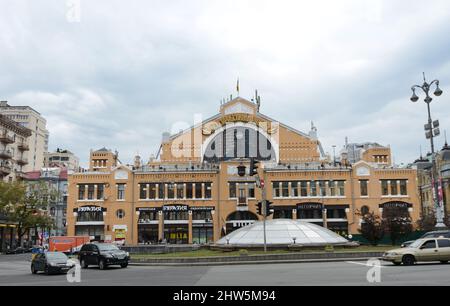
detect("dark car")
[78,243,130,270]
[401,230,450,248]
[31,252,75,275]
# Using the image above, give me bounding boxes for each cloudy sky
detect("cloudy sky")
[1,0,450,167]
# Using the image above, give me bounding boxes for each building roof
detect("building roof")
[216,219,349,246]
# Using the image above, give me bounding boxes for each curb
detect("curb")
[129,252,384,267]
[129,257,379,267]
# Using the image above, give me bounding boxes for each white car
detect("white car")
[382,238,450,266]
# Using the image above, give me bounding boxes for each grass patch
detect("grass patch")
[131,245,395,259]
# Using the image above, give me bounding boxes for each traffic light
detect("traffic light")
[265,201,274,216]
[249,158,259,176]
[256,201,263,216]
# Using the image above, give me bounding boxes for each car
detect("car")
[31,252,76,275]
[382,238,450,266]
[78,243,130,270]
[401,230,450,248]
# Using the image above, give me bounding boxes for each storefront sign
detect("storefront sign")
[190,207,215,211]
[163,205,189,211]
[136,207,161,212]
[75,206,105,213]
[380,202,411,209]
[297,203,323,210]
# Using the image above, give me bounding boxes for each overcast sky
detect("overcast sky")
[1,0,450,167]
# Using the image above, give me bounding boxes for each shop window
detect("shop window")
[319,181,326,197]
[273,209,293,219]
[138,211,159,223]
[337,181,345,196]
[273,182,281,198]
[192,210,212,220]
[310,181,317,197]
[97,184,104,200]
[158,184,165,199]
[195,183,202,199]
[329,181,336,196]
[164,211,189,221]
[248,183,255,198]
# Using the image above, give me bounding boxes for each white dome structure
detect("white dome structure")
[216,219,349,246]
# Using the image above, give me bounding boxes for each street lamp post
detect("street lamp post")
[410,73,446,229]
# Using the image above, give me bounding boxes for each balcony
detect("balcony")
[17,142,29,151]
[15,170,26,180]
[0,150,13,159]
[0,131,14,144]
[16,156,28,166]
[0,164,11,176]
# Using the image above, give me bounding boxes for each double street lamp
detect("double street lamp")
[410,73,446,228]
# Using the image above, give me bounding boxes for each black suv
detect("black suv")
[78,243,130,270]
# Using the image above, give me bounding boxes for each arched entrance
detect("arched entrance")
[225,211,258,236]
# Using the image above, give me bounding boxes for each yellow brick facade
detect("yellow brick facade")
[67,97,421,244]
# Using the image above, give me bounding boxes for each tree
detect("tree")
[383,207,413,246]
[0,181,56,246]
[357,210,384,246]
[417,209,436,232]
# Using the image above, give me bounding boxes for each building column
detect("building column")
[292,209,297,220]
[146,184,150,199]
[211,210,219,242]
[158,211,164,241]
[188,210,193,244]
[94,184,98,200]
[322,208,328,229]
[155,184,159,200]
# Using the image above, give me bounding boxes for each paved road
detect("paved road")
[1,254,449,286]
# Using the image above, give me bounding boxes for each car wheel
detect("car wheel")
[440,261,448,264]
[80,258,88,269]
[98,259,107,270]
[402,255,415,266]
[120,263,128,268]
[31,265,37,274]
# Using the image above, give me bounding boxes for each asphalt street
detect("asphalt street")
[0,254,450,286]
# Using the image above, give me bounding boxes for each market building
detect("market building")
[67,97,421,245]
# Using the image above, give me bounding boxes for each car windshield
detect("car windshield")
[409,240,424,249]
[46,252,68,261]
[97,244,120,251]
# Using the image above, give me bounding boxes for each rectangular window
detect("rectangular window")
[360,180,368,197]
[117,184,125,200]
[177,184,184,199]
[195,183,202,199]
[329,181,336,197]
[97,184,104,200]
[149,183,157,199]
[391,181,398,195]
[186,183,193,199]
[87,185,94,200]
[381,180,389,196]
[229,183,237,198]
[140,184,147,199]
[273,182,281,198]
[158,184,165,199]
[337,181,345,196]
[300,181,308,197]
[310,181,317,197]
[204,183,212,199]
[291,182,299,197]
[282,182,289,197]
[238,183,246,199]
[167,183,175,199]
[248,183,255,198]
[400,180,407,195]
[78,185,85,200]
[319,181,326,197]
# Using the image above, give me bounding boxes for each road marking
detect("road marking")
[345,261,389,269]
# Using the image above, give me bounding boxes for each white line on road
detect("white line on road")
[345,261,389,269]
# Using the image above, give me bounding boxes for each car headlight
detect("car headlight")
[49,262,58,267]
[104,253,114,258]
[126,252,129,257]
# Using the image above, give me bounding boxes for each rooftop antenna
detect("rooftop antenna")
[420,145,423,159]
[445,130,448,146]
[236,78,240,97]
[255,89,261,112]
[423,72,427,83]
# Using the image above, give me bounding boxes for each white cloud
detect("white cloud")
[1,0,450,167]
